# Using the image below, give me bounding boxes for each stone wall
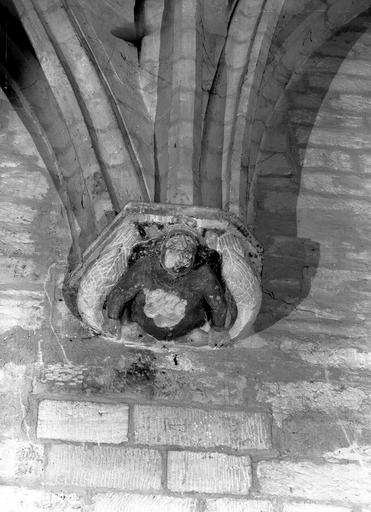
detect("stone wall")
[0,3,371,512]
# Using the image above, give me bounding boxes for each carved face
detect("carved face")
[161,233,197,275]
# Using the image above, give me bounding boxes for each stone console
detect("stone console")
[66,202,263,347]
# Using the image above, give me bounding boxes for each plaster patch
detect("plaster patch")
[281,340,371,370]
[324,444,371,463]
[0,363,30,438]
[0,440,44,481]
[0,362,26,393]
[0,486,82,512]
[0,228,35,255]
[0,161,18,167]
[256,381,367,427]
[0,290,44,333]
[0,257,39,283]
[143,288,187,327]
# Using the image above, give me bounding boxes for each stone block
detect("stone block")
[257,460,371,504]
[327,1,371,30]
[262,191,297,214]
[0,169,49,200]
[291,110,363,131]
[153,369,246,406]
[205,498,273,511]
[167,451,251,494]
[296,126,371,150]
[256,381,367,428]
[283,504,350,512]
[92,493,198,512]
[274,408,370,459]
[0,257,40,285]
[328,95,371,114]
[300,148,353,172]
[258,153,294,177]
[0,440,43,482]
[358,154,371,174]
[0,202,36,226]
[309,74,371,94]
[0,226,36,257]
[37,399,129,443]
[0,486,83,512]
[133,405,271,450]
[46,444,162,491]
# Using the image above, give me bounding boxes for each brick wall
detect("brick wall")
[0,8,371,512]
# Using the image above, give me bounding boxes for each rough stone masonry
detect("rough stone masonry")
[0,1,371,511]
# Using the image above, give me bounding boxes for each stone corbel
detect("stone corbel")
[66,202,263,344]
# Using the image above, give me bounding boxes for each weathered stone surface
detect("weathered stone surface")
[324,445,371,463]
[300,171,371,198]
[282,504,350,512]
[0,363,32,438]
[280,339,371,370]
[258,153,295,177]
[35,0,144,208]
[0,169,49,200]
[167,451,251,494]
[0,486,83,512]
[300,148,354,172]
[328,94,371,114]
[133,405,271,450]
[46,444,162,490]
[0,290,44,334]
[153,369,246,406]
[0,202,37,227]
[273,406,371,459]
[205,499,273,511]
[296,126,371,150]
[92,493,198,512]
[0,257,43,284]
[0,226,36,256]
[256,381,367,427]
[358,154,371,174]
[309,74,371,94]
[290,109,363,130]
[37,400,129,443]
[0,440,43,482]
[37,362,246,407]
[257,460,371,503]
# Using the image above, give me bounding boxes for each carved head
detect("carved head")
[160,230,198,276]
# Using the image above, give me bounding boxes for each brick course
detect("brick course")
[46,444,162,491]
[205,498,273,511]
[92,493,198,512]
[133,405,271,450]
[37,399,129,443]
[257,460,371,504]
[167,451,251,494]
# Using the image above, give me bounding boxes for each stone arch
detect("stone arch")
[252,6,371,331]
[0,0,155,263]
[197,0,371,219]
[241,0,371,221]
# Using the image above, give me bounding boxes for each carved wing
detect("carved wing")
[217,233,262,339]
[76,221,140,333]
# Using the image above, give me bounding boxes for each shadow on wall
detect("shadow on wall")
[254,19,368,332]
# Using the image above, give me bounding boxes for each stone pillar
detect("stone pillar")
[155,0,202,205]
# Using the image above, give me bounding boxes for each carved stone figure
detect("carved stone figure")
[105,229,228,342]
[67,202,263,346]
